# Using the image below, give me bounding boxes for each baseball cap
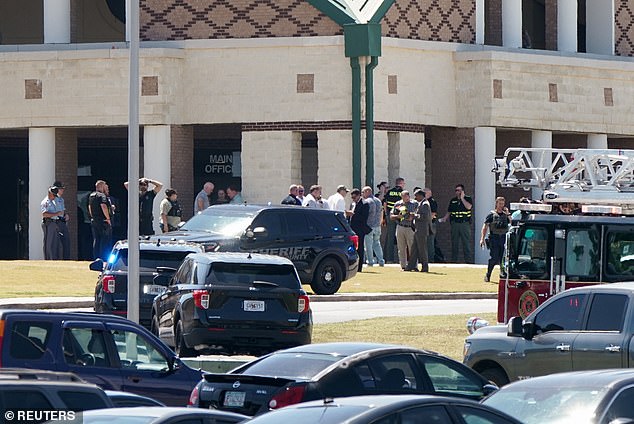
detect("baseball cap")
[52,181,65,188]
[337,185,350,192]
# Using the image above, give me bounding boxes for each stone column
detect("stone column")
[373,131,389,190]
[587,134,608,150]
[316,130,353,198]
[475,0,485,45]
[43,0,71,43]
[143,125,171,236]
[531,130,552,200]
[29,128,56,259]
[558,0,577,52]
[398,132,426,189]
[474,127,496,265]
[502,0,522,48]
[586,0,614,55]
[241,131,301,204]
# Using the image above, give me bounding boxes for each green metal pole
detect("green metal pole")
[351,57,361,188]
[365,56,378,188]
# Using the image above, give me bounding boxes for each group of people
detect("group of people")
[194,181,243,214]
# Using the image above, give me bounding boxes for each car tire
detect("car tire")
[150,315,160,337]
[175,320,197,358]
[311,257,343,295]
[480,366,509,387]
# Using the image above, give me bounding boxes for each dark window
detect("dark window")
[534,293,588,332]
[110,328,169,372]
[605,386,634,422]
[63,328,113,368]
[395,405,452,424]
[456,405,515,424]
[9,321,52,360]
[57,391,109,411]
[251,212,282,237]
[565,229,599,281]
[0,390,53,409]
[606,231,634,278]
[205,262,300,289]
[310,212,347,235]
[513,226,549,277]
[586,294,628,331]
[241,352,338,379]
[367,354,419,392]
[173,259,194,285]
[417,355,484,398]
[283,211,312,235]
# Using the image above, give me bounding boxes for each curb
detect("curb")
[0,292,497,310]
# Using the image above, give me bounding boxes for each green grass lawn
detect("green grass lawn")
[0,261,498,298]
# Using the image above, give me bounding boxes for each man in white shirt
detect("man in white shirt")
[327,185,349,211]
[302,185,329,209]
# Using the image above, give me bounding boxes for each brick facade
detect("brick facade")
[140,0,477,43]
[170,125,194,220]
[616,0,634,56]
[429,127,475,263]
[55,128,78,259]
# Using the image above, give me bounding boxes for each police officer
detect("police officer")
[124,177,163,236]
[439,184,473,263]
[41,186,63,260]
[383,177,405,263]
[52,181,70,260]
[480,196,510,282]
[88,180,112,260]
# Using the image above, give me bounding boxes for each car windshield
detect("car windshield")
[204,262,299,289]
[482,385,608,424]
[180,209,255,236]
[245,405,369,423]
[241,352,340,379]
[108,249,193,272]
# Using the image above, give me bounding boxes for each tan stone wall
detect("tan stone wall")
[55,128,78,259]
[170,125,194,220]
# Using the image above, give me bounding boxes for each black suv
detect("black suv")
[154,204,359,295]
[152,252,312,356]
[0,368,113,412]
[90,239,204,329]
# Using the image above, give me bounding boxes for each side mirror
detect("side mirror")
[507,316,523,337]
[244,227,267,240]
[89,259,104,272]
[482,384,498,396]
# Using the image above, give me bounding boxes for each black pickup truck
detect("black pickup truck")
[90,239,203,329]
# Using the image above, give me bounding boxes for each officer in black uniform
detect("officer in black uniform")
[88,180,112,260]
[439,183,473,263]
[383,177,404,263]
[124,177,163,236]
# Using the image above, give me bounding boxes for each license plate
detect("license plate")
[143,284,165,295]
[223,391,246,407]
[243,300,265,312]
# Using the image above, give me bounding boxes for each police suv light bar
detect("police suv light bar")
[581,205,634,216]
[510,202,553,213]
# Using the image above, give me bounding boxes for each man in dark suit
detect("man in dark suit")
[406,189,434,272]
[349,188,371,272]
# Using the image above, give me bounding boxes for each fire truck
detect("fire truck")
[493,147,634,323]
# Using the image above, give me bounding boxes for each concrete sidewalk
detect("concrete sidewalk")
[0,291,497,310]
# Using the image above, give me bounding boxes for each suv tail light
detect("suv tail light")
[193,290,210,309]
[298,295,310,313]
[349,234,359,250]
[268,384,306,409]
[102,275,115,293]
[188,385,199,406]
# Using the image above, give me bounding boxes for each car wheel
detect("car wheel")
[311,258,343,295]
[175,320,197,358]
[150,315,160,337]
[480,366,509,387]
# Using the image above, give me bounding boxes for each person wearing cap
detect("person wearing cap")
[124,177,163,236]
[52,181,70,260]
[327,185,350,212]
[160,188,183,233]
[41,186,64,260]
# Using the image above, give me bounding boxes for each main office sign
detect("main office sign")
[200,151,241,177]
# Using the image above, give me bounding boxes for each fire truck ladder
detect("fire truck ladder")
[492,148,634,207]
